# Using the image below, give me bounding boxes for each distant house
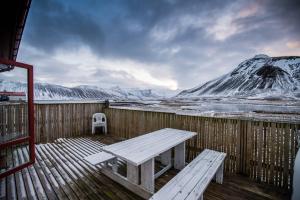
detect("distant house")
[0,91,26,101]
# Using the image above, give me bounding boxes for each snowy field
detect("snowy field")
[2,98,299,123]
[110,97,300,123]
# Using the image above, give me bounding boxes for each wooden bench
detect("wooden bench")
[84,152,116,165]
[150,149,226,200]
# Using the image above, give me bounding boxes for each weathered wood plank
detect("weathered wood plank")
[103,128,196,166]
[127,163,139,185]
[17,147,38,200]
[160,149,171,166]
[37,145,87,199]
[150,149,226,200]
[19,148,48,200]
[174,142,185,170]
[6,147,17,200]
[22,147,58,200]
[54,140,135,200]
[84,152,115,165]
[141,158,154,193]
[34,146,69,200]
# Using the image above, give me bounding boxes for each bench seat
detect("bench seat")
[84,151,116,165]
[150,149,226,200]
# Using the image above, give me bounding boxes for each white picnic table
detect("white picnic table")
[100,128,196,198]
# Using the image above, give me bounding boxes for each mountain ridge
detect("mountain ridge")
[177,55,300,99]
[0,80,164,100]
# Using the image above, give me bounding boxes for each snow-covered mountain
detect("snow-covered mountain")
[77,85,162,100]
[177,55,300,99]
[0,80,164,100]
[106,86,161,100]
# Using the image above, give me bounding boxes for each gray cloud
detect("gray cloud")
[17,0,300,90]
[25,0,105,53]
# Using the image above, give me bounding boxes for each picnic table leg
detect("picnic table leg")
[160,149,171,166]
[174,142,185,170]
[141,158,154,193]
[111,158,118,173]
[199,194,203,200]
[127,162,139,185]
[214,162,224,184]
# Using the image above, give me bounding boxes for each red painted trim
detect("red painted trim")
[0,92,26,96]
[0,58,32,69]
[12,0,32,61]
[0,161,35,179]
[27,63,35,162]
[0,58,35,178]
[0,136,29,149]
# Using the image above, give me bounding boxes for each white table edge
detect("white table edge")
[102,131,197,166]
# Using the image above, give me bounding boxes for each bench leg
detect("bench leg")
[174,142,185,170]
[199,194,203,200]
[127,162,139,185]
[214,162,224,184]
[102,161,108,168]
[160,149,171,166]
[141,158,154,193]
[111,158,118,173]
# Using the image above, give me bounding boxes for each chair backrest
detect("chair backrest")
[92,113,106,123]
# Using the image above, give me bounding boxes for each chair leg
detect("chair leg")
[104,125,107,134]
[92,125,95,134]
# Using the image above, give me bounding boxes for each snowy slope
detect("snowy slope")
[177,55,300,99]
[77,85,163,100]
[0,80,164,100]
[105,86,161,100]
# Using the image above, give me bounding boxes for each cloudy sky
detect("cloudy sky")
[14,0,300,91]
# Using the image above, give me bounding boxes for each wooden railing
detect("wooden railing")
[1,102,299,191]
[34,102,105,142]
[0,102,104,143]
[104,107,299,191]
[0,103,28,143]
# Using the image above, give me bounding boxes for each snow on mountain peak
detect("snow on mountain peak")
[0,80,166,100]
[177,55,300,99]
[253,54,270,59]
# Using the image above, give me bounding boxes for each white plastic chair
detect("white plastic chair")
[92,113,107,134]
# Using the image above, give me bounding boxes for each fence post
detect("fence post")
[238,120,248,175]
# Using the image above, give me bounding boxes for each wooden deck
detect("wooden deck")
[0,136,290,200]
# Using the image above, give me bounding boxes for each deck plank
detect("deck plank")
[7,147,17,200]
[35,145,78,200]
[19,148,49,200]
[32,147,68,200]
[47,143,108,200]
[0,170,6,199]
[37,145,86,199]
[22,147,58,200]
[55,141,138,200]
[17,148,38,200]
[0,136,290,200]
[13,149,27,200]
[41,144,98,200]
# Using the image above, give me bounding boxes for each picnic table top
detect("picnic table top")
[101,128,197,166]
